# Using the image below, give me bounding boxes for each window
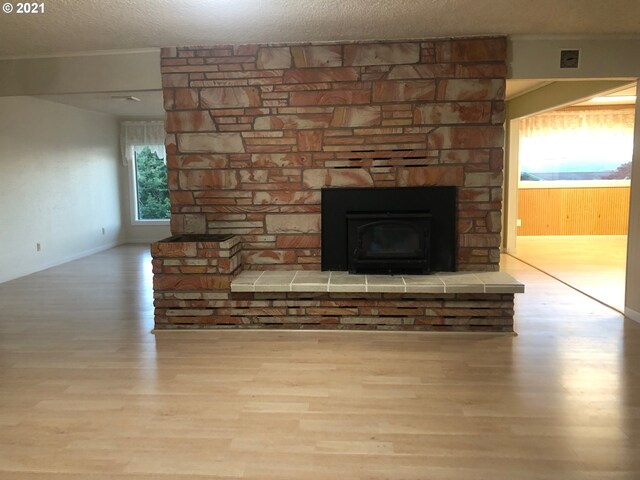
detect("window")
[120,121,169,224]
[133,145,170,221]
[519,106,634,186]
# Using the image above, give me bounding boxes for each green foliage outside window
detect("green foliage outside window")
[135,146,170,220]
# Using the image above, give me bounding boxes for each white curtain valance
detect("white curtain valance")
[120,121,165,166]
[521,107,635,137]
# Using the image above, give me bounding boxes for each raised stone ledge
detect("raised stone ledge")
[231,271,524,294]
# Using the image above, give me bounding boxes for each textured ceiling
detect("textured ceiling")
[0,0,639,57]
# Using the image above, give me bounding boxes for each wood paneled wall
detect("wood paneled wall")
[517,187,630,235]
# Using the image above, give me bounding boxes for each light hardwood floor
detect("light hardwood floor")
[513,235,627,312]
[1,245,639,479]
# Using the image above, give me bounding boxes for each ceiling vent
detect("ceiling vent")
[560,50,580,69]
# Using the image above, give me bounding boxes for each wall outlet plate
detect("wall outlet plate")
[560,49,580,69]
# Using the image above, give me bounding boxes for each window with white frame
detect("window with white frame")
[121,121,169,223]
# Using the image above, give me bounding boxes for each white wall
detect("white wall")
[0,96,123,283]
[121,211,171,244]
[0,51,172,246]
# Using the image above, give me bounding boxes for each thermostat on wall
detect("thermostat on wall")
[560,49,580,69]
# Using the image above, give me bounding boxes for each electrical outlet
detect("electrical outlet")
[102,227,106,235]
[516,219,522,227]
[36,243,41,252]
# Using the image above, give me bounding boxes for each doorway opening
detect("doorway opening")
[506,81,636,313]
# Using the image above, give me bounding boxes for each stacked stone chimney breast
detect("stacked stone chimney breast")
[161,37,507,272]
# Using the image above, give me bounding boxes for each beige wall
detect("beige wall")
[0,50,161,96]
[510,37,640,79]
[625,83,640,321]
[0,97,123,283]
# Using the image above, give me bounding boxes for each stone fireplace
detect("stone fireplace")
[151,36,523,331]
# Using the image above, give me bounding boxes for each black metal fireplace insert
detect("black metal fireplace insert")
[321,186,456,274]
[347,212,432,274]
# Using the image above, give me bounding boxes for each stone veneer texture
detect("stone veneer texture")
[161,37,507,271]
[151,240,517,331]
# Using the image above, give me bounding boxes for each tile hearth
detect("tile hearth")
[232,270,524,294]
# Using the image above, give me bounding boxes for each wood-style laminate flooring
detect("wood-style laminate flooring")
[1,245,639,479]
[513,235,627,313]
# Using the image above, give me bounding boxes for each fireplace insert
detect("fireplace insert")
[347,212,432,274]
[322,186,456,273]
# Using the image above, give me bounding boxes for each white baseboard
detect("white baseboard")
[0,240,122,284]
[624,307,640,324]
[56,240,123,264]
[126,239,156,244]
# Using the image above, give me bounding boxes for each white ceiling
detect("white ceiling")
[1,0,639,58]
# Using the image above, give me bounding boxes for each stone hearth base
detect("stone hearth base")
[151,236,523,332]
[155,290,516,332]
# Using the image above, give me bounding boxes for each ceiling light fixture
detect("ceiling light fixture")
[111,95,142,102]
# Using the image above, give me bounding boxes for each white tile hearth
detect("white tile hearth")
[231,271,524,294]
[327,272,367,293]
[365,274,406,293]
[254,271,297,292]
[291,271,332,292]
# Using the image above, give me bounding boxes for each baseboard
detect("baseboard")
[0,240,122,284]
[126,239,156,244]
[624,307,640,324]
[57,240,123,264]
